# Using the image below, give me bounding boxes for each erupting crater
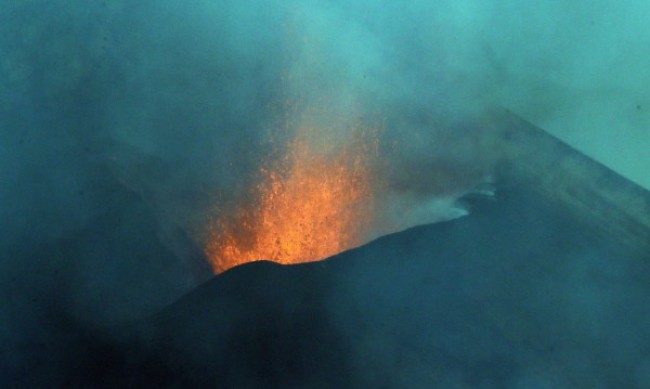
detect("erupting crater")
[205,128,380,273]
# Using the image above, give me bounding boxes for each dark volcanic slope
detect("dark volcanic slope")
[0,174,213,388]
[74,184,650,388]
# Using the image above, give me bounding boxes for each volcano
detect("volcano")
[73,181,649,388]
[16,113,650,388]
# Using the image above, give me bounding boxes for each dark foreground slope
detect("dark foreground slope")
[0,174,213,388]
[69,184,650,388]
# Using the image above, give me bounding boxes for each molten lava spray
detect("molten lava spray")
[205,128,379,273]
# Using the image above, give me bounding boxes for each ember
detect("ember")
[206,127,379,273]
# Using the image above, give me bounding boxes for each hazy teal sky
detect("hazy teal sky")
[222,0,650,188]
[2,0,649,247]
[468,2,650,189]
[332,0,650,188]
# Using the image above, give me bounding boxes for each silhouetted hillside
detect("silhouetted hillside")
[69,185,650,388]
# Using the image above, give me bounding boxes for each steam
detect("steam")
[2,0,650,385]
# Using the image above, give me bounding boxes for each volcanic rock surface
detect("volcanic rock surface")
[67,184,650,388]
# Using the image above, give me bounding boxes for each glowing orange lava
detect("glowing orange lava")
[205,129,378,274]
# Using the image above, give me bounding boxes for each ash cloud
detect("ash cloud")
[1,0,650,386]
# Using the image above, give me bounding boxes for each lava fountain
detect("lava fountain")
[205,127,380,274]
